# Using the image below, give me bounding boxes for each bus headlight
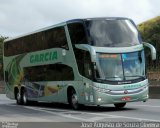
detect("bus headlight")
[98,98,102,102]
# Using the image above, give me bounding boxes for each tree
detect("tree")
[138,16,160,71]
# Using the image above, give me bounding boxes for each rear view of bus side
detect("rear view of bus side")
[3,17,156,109]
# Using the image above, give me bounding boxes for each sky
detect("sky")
[0,0,160,37]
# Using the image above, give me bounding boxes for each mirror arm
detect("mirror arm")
[143,42,156,60]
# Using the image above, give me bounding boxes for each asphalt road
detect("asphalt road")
[0,94,160,128]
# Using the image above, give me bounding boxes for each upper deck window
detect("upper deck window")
[4,26,68,56]
[85,19,141,47]
[67,22,88,45]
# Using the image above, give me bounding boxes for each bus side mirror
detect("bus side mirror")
[143,42,156,60]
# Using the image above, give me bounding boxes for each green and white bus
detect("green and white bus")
[3,17,156,109]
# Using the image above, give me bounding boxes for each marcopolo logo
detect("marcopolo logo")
[30,51,57,63]
[124,84,143,89]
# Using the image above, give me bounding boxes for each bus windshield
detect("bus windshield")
[85,19,141,47]
[96,51,145,82]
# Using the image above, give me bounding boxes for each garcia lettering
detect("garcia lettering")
[30,51,57,63]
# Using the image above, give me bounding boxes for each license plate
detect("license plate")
[121,96,131,101]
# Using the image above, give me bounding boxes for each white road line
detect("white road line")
[14,105,93,122]
[23,106,121,122]
[6,104,160,122]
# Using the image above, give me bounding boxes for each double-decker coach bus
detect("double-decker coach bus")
[3,17,156,109]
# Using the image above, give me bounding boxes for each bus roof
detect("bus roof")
[4,22,66,42]
[67,17,131,24]
[5,17,132,43]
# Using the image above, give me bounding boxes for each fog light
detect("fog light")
[98,98,102,102]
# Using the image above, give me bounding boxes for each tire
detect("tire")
[21,88,28,105]
[21,88,37,105]
[114,103,126,108]
[16,90,23,105]
[69,89,80,110]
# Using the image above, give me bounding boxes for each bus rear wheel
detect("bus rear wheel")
[114,103,126,108]
[21,88,28,105]
[16,88,30,105]
[16,90,23,105]
[69,89,80,110]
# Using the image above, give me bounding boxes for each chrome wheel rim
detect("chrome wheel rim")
[17,92,21,102]
[72,94,78,108]
[23,92,27,104]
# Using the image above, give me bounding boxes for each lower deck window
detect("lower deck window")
[24,64,74,81]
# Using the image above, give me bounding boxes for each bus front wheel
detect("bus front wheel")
[68,89,80,110]
[114,103,126,108]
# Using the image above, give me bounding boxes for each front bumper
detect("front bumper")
[92,86,148,105]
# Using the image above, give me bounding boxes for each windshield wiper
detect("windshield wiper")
[105,77,124,81]
[125,75,145,79]
[96,77,124,82]
[105,77,123,78]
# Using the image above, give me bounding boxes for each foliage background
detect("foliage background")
[138,16,160,82]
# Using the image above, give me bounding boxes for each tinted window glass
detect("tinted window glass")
[67,23,87,44]
[45,27,68,49]
[96,51,145,82]
[24,64,74,81]
[4,27,68,56]
[85,19,141,47]
[74,48,92,79]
